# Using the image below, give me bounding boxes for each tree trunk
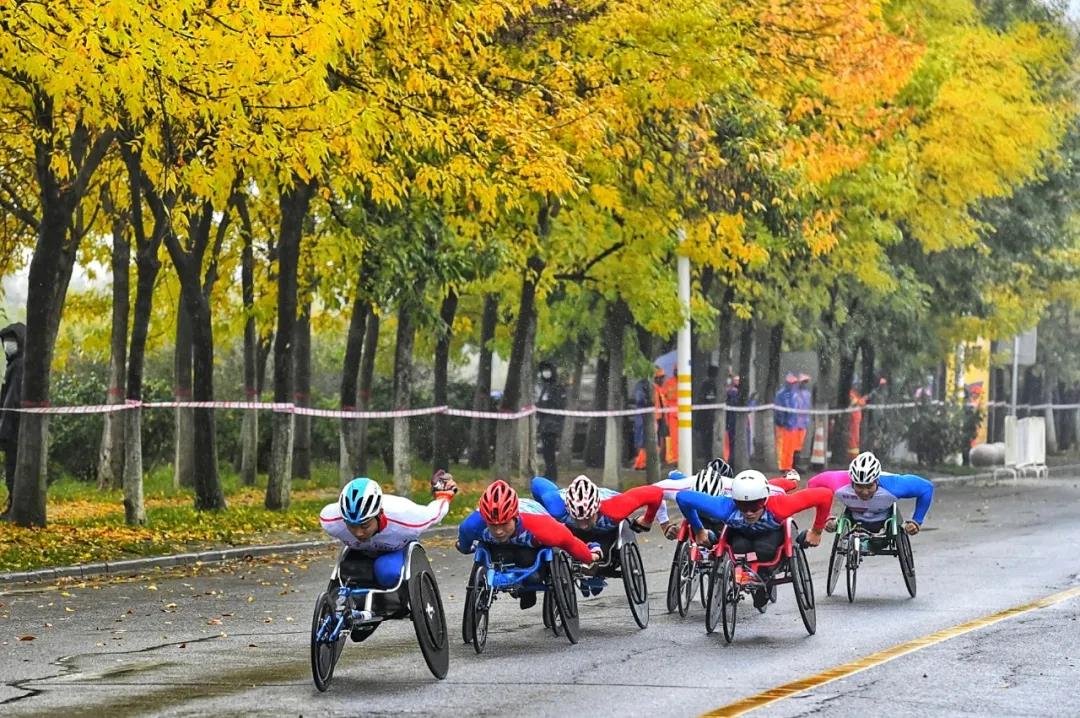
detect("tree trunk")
[830,340,856,465]
[392,302,418,494]
[356,311,380,475]
[97,203,129,490]
[603,302,627,488]
[173,296,195,489]
[469,294,498,469]
[559,340,586,466]
[495,253,545,482]
[237,194,259,486]
[432,289,459,472]
[292,302,312,480]
[585,353,609,469]
[730,321,753,469]
[634,327,662,483]
[517,309,538,480]
[339,291,370,486]
[266,178,315,510]
[753,322,780,469]
[12,120,114,527]
[187,288,225,510]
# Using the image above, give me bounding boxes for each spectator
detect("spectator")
[774,373,798,471]
[662,368,679,464]
[632,368,665,469]
[695,365,720,461]
[793,373,813,469]
[536,361,566,482]
[0,322,25,519]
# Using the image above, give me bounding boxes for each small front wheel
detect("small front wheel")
[310,591,346,692]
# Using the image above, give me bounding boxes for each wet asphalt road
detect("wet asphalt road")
[2,478,1079,718]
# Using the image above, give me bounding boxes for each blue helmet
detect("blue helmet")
[339,478,383,525]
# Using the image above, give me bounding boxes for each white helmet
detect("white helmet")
[849,451,881,485]
[566,475,601,520]
[693,463,725,496]
[730,470,770,502]
[784,469,801,484]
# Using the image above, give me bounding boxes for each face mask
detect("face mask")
[3,339,16,357]
[540,370,552,380]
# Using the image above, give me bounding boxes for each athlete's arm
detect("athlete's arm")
[764,487,834,530]
[806,470,849,492]
[456,511,486,553]
[318,503,355,546]
[530,476,568,520]
[880,474,935,525]
[600,485,665,524]
[520,513,596,563]
[675,491,735,533]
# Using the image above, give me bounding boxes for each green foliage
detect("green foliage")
[906,401,976,465]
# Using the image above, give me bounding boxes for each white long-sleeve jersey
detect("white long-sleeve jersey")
[319,494,451,552]
[653,475,787,524]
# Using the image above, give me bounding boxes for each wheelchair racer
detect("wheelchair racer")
[457,480,602,609]
[654,459,800,539]
[808,451,933,545]
[319,471,459,589]
[676,470,832,612]
[530,474,664,535]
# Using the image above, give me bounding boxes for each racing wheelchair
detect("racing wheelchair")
[826,505,916,602]
[703,518,816,643]
[666,519,722,617]
[309,542,448,691]
[461,543,580,653]
[566,520,649,629]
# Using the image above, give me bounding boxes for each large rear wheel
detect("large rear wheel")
[826,532,844,597]
[407,547,449,680]
[897,526,917,598]
[620,542,650,629]
[791,546,817,635]
[551,551,580,644]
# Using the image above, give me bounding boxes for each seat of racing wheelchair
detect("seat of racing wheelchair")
[337,551,409,618]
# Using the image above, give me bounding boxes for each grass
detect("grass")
[0,461,493,573]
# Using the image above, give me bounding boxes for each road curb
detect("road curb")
[927,462,1080,486]
[0,524,462,587]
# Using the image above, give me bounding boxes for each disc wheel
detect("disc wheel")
[407,547,449,679]
[620,541,650,629]
[310,591,346,692]
[826,532,844,597]
[897,525,917,598]
[462,562,483,644]
[791,545,817,635]
[550,551,580,644]
[846,541,860,603]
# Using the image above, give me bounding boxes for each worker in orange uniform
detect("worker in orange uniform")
[662,368,679,464]
[848,376,886,459]
[632,368,666,470]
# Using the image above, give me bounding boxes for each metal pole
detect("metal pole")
[677,228,693,475]
[1010,334,1020,417]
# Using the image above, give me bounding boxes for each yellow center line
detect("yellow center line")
[701,585,1080,717]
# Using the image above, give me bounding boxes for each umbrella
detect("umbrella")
[653,350,677,379]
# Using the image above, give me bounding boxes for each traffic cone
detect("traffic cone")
[810,424,827,468]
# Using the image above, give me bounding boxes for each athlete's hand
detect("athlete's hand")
[661,521,679,540]
[694,528,712,547]
[431,470,458,498]
[589,546,604,563]
[630,517,651,533]
[824,516,837,533]
[805,528,823,547]
[903,521,920,536]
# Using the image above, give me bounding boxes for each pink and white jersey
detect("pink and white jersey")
[319,494,451,552]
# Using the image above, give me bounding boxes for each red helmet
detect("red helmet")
[479,480,519,524]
